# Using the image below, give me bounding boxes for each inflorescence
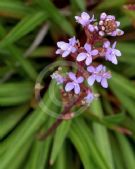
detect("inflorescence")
[51,12,124,106]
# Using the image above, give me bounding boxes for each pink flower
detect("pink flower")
[75,12,95,27]
[56,36,77,57]
[77,43,98,65]
[87,65,111,88]
[99,12,124,37]
[84,91,94,104]
[103,41,121,64]
[65,72,84,94]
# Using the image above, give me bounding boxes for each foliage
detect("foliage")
[0,0,135,169]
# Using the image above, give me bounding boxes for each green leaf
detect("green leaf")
[8,141,32,169]
[110,72,135,99]
[103,113,126,125]
[0,82,34,106]
[69,118,111,169]
[38,0,75,36]
[0,1,34,19]
[0,82,61,169]
[116,133,135,169]
[0,26,38,80]
[111,136,126,169]
[0,104,29,139]
[30,47,55,58]
[73,0,86,11]
[118,43,135,65]
[0,82,33,96]
[69,124,95,169]
[96,0,126,10]
[90,88,114,169]
[52,143,68,169]
[110,83,135,119]
[50,120,71,164]
[0,12,48,48]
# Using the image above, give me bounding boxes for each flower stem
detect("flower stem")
[37,94,84,140]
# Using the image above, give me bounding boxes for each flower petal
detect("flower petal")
[81,12,90,21]
[103,41,110,48]
[101,78,108,88]
[96,64,103,72]
[56,49,62,55]
[91,49,98,56]
[96,75,102,82]
[71,47,77,53]
[57,42,68,50]
[87,75,95,86]
[65,82,74,92]
[111,55,118,64]
[114,49,121,56]
[88,24,95,32]
[116,21,120,27]
[69,36,76,46]
[62,50,70,57]
[112,41,117,49]
[77,76,84,83]
[77,52,87,61]
[84,92,94,104]
[85,56,92,65]
[116,29,124,36]
[87,66,95,73]
[107,15,115,20]
[84,43,91,53]
[99,31,105,36]
[68,72,76,81]
[74,84,80,94]
[100,12,107,20]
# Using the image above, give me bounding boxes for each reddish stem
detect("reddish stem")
[37,92,85,140]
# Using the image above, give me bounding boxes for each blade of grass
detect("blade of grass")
[0,82,33,96]
[90,88,114,169]
[24,119,54,169]
[8,141,32,169]
[0,104,29,139]
[69,125,96,169]
[0,81,61,169]
[52,143,68,169]
[69,118,111,169]
[0,1,34,19]
[118,43,135,65]
[0,25,38,80]
[111,136,126,169]
[116,133,135,169]
[30,47,55,58]
[0,11,48,48]
[72,0,86,11]
[110,83,135,119]
[0,82,34,106]
[96,0,126,10]
[50,120,71,165]
[37,0,75,36]
[110,71,135,99]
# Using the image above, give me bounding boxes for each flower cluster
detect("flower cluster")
[51,12,123,106]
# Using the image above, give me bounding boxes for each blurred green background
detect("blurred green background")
[0,0,135,169]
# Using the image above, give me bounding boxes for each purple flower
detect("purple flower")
[87,65,111,88]
[56,36,77,57]
[99,12,124,37]
[51,72,64,85]
[65,72,84,94]
[77,43,98,65]
[84,91,94,104]
[103,41,121,64]
[88,24,98,32]
[75,12,95,27]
